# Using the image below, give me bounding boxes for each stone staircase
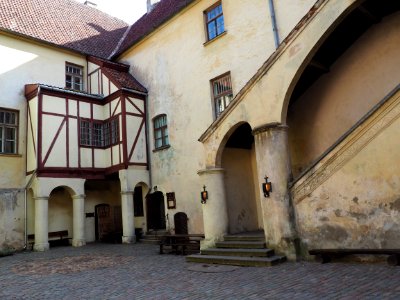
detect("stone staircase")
[186,233,286,267]
[140,230,169,244]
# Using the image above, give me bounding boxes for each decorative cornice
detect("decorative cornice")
[291,87,400,203]
[252,123,287,135]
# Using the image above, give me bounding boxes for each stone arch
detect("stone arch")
[214,121,250,167]
[48,185,75,241]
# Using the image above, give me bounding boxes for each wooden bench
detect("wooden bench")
[28,230,71,248]
[309,249,400,266]
[159,234,204,255]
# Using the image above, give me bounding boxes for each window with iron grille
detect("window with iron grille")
[110,118,119,145]
[0,109,18,154]
[205,2,225,41]
[66,63,84,91]
[92,122,103,147]
[153,114,169,149]
[79,119,118,147]
[212,73,233,118]
[80,120,91,146]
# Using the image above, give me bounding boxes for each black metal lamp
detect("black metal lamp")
[262,176,272,197]
[201,185,208,204]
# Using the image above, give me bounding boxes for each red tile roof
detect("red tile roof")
[0,0,129,59]
[114,0,196,58]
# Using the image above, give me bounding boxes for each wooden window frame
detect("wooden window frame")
[211,72,233,118]
[0,108,19,154]
[204,1,225,42]
[65,62,84,91]
[79,117,119,148]
[153,114,169,150]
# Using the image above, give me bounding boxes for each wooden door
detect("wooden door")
[146,192,166,230]
[174,212,188,234]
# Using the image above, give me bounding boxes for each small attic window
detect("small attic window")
[66,63,84,91]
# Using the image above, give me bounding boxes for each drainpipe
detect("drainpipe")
[268,0,280,49]
[145,94,152,190]
[24,170,36,249]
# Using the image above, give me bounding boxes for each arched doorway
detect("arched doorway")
[146,191,166,231]
[221,123,261,233]
[48,186,74,246]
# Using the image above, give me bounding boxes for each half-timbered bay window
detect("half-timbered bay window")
[80,119,119,147]
[212,72,233,117]
[205,2,225,41]
[0,109,18,154]
[66,63,84,91]
[153,114,169,149]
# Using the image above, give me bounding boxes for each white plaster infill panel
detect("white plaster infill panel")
[41,115,66,166]
[27,97,38,172]
[126,116,146,163]
[42,95,66,115]
[110,98,122,117]
[126,97,144,115]
[68,118,79,168]
[291,87,400,203]
[92,104,103,120]
[68,100,78,117]
[79,102,91,119]
[80,148,92,168]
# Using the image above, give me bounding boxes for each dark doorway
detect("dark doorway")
[146,191,166,230]
[174,212,188,234]
[95,204,113,241]
[95,204,122,243]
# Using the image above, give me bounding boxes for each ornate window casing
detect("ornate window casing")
[211,72,233,118]
[0,109,18,154]
[153,114,169,149]
[79,118,119,148]
[66,63,84,91]
[204,2,225,41]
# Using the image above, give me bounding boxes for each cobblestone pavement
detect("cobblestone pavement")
[0,243,399,299]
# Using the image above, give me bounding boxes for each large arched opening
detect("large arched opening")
[221,123,262,234]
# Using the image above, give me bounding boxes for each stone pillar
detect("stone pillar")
[33,196,49,251]
[253,123,297,260]
[198,168,229,249]
[72,194,86,247]
[121,191,136,243]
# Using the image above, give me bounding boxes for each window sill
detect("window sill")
[203,31,227,47]
[152,145,171,153]
[0,153,22,158]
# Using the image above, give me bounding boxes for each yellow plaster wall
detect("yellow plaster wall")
[288,12,400,176]
[118,0,287,233]
[296,115,400,250]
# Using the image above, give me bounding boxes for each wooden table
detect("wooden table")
[159,234,204,255]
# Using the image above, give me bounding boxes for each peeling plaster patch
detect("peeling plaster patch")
[349,211,367,220]
[382,226,400,248]
[334,209,342,217]
[389,198,400,211]
[319,224,348,242]
[0,189,20,212]
[352,197,359,204]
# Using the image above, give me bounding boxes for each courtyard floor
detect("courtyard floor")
[0,243,399,299]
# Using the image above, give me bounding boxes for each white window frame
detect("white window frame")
[0,109,18,154]
[66,62,84,91]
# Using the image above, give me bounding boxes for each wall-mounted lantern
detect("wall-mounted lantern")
[262,176,272,197]
[201,185,208,204]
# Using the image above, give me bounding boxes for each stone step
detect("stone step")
[224,235,265,242]
[201,248,274,257]
[216,241,267,249]
[186,254,286,267]
[140,239,161,245]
